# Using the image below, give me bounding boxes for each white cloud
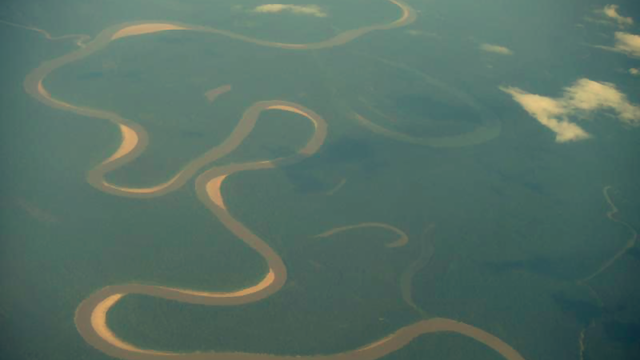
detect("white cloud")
[594,32,640,58]
[479,43,513,55]
[501,79,640,143]
[630,68,639,76]
[612,32,640,58]
[252,4,327,17]
[585,5,634,29]
[564,79,640,122]
[602,5,633,27]
[500,87,591,142]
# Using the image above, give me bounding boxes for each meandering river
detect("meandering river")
[22,1,526,359]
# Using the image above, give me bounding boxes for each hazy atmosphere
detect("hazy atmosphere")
[1,1,639,359]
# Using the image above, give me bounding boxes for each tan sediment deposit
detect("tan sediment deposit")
[111,23,190,40]
[167,270,276,298]
[23,1,526,359]
[205,84,232,102]
[267,104,321,123]
[103,125,139,164]
[90,294,168,355]
[184,0,415,50]
[314,222,409,248]
[87,271,277,355]
[24,0,412,197]
[37,81,76,110]
[74,100,327,359]
[206,175,228,209]
[101,172,184,195]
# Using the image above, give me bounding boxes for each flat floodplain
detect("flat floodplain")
[1,1,639,360]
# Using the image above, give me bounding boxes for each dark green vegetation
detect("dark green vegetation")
[1,0,640,360]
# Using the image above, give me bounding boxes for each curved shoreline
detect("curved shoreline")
[0,19,90,47]
[326,178,347,195]
[205,84,232,103]
[314,222,409,248]
[578,186,638,284]
[350,52,501,148]
[23,0,415,197]
[399,224,435,316]
[21,1,527,359]
[75,101,327,358]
